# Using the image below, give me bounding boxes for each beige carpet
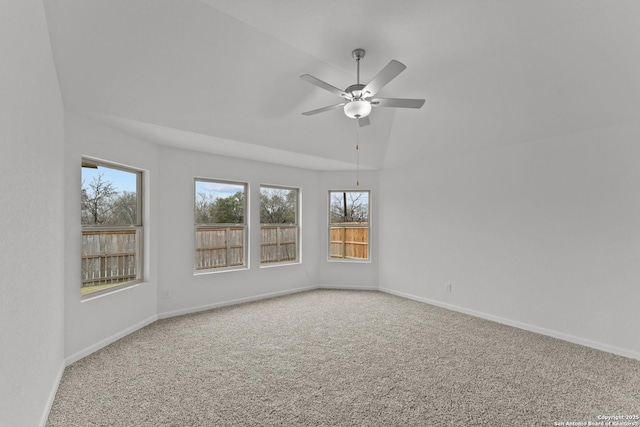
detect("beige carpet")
[47,289,640,426]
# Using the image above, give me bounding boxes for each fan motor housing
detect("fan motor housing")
[345,83,367,99]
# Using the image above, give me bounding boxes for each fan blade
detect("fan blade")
[371,98,425,108]
[300,74,347,98]
[357,116,371,127]
[302,103,346,116]
[362,60,406,97]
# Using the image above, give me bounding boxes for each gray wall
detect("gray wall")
[379,122,640,358]
[318,170,379,289]
[0,1,66,425]
[63,113,160,363]
[378,4,640,359]
[155,144,321,317]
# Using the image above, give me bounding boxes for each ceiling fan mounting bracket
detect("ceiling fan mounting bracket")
[352,48,365,61]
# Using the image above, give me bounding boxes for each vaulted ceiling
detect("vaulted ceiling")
[44,0,640,170]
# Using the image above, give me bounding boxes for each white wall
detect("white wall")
[318,171,379,289]
[156,146,321,317]
[64,113,159,363]
[0,1,66,426]
[379,121,640,359]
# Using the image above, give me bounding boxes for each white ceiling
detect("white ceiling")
[44,0,640,170]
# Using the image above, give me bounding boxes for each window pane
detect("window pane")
[260,187,297,224]
[329,191,369,224]
[329,191,369,261]
[81,229,141,295]
[329,226,368,259]
[195,226,245,270]
[260,186,299,264]
[82,164,139,226]
[195,181,245,224]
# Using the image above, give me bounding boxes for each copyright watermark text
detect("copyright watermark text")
[553,415,640,426]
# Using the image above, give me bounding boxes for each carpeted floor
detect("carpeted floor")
[47,289,640,426]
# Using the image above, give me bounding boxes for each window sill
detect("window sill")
[327,258,371,264]
[193,266,249,276]
[259,260,301,269]
[81,280,143,302]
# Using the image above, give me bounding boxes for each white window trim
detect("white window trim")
[327,189,371,263]
[259,184,301,267]
[81,157,144,299]
[193,178,249,274]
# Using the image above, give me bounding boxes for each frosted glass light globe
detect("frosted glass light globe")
[344,100,372,118]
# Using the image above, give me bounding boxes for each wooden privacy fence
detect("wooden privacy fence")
[330,225,368,260]
[261,225,297,263]
[195,226,245,270]
[82,229,138,287]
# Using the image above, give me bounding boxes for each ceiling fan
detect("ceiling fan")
[300,49,425,127]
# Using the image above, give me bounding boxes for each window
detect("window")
[81,159,143,296]
[329,190,370,261]
[194,179,247,272]
[260,186,299,265]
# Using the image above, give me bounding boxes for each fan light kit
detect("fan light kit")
[344,100,371,119]
[300,48,425,127]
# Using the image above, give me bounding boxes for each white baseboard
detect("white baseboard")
[65,314,158,366]
[379,287,640,361]
[157,285,318,320]
[316,284,379,291]
[39,359,65,427]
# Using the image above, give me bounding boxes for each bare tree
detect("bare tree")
[330,192,368,223]
[81,173,117,225]
[195,191,214,223]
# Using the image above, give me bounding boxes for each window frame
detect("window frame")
[81,157,144,299]
[327,189,370,263]
[194,178,249,274]
[259,184,300,267]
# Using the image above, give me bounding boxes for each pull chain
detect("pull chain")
[355,119,360,187]
[356,143,360,187]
